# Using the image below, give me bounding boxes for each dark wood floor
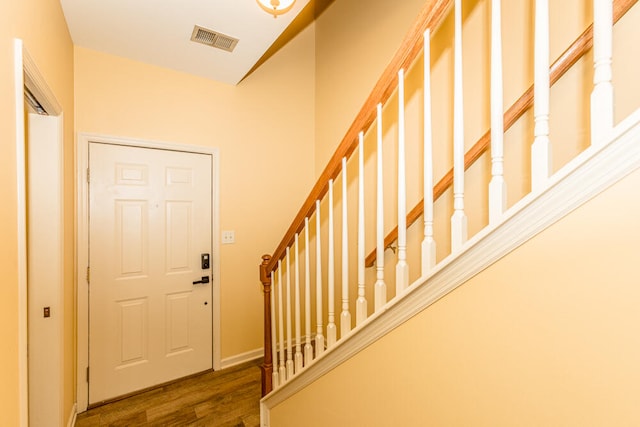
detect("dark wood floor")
[75,359,262,427]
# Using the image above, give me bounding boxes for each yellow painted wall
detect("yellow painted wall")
[270,163,640,427]
[0,0,75,425]
[74,23,316,359]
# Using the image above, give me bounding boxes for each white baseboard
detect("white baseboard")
[66,403,77,427]
[220,348,263,369]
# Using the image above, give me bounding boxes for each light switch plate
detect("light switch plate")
[222,230,235,244]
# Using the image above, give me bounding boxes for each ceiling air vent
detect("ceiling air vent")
[190,25,239,53]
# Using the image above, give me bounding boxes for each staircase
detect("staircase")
[259,0,640,425]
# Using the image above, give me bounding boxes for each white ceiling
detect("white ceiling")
[60,0,311,85]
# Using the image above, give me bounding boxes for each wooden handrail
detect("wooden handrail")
[265,0,454,275]
[364,0,637,267]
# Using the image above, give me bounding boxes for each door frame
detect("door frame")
[14,39,65,427]
[76,133,221,412]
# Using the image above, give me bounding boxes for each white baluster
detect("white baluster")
[304,218,313,365]
[591,0,614,145]
[489,0,507,224]
[270,268,279,388]
[315,200,325,356]
[356,132,368,325]
[422,29,437,276]
[451,0,468,252]
[531,0,551,191]
[277,261,286,382]
[374,103,387,311]
[340,157,352,338]
[396,69,409,294]
[327,179,337,347]
[294,234,303,373]
[285,247,294,379]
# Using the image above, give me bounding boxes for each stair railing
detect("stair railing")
[260,0,636,397]
[364,0,636,268]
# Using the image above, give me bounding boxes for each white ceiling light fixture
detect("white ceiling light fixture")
[257,0,296,17]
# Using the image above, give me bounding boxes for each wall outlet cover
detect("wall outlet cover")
[222,230,235,244]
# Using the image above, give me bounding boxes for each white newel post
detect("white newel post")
[293,234,303,373]
[340,157,352,338]
[591,0,614,145]
[270,267,279,388]
[396,69,409,294]
[285,248,294,379]
[531,0,551,191]
[451,0,468,252]
[303,218,313,364]
[327,179,337,348]
[356,132,368,325]
[422,29,437,276]
[489,0,507,224]
[374,103,387,311]
[314,200,325,356]
[277,261,286,382]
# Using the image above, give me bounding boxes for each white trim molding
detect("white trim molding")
[76,133,222,412]
[220,348,264,370]
[23,48,62,116]
[13,37,28,427]
[260,107,640,426]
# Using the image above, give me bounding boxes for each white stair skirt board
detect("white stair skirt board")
[220,348,264,370]
[260,108,640,426]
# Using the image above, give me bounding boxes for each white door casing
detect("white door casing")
[76,135,221,411]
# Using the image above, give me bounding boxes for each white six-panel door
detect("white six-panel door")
[88,143,213,404]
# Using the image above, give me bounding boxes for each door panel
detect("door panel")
[166,201,192,272]
[166,292,191,354]
[117,200,147,277]
[89,143,213,403]
[118,298,148,366]
[27,113,64,426]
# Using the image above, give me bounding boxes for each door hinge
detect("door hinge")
[86,366,90,383]
[86,266,90,284]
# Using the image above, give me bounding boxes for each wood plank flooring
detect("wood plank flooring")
[75,359,262,426]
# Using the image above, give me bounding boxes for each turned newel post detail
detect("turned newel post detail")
[260,254,273,396]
